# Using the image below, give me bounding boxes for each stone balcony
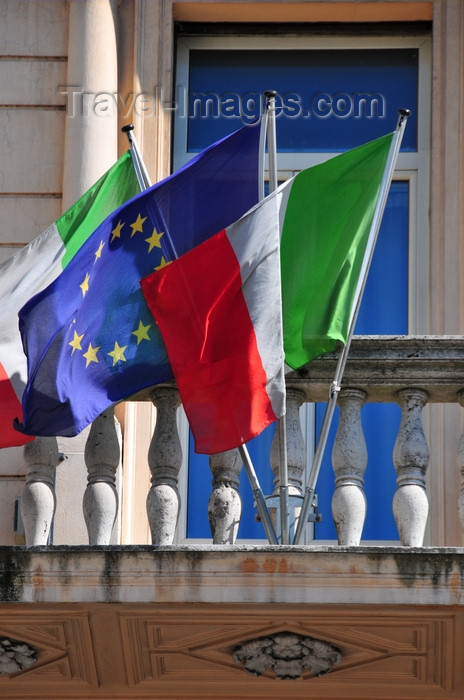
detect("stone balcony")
[290,335,464,405]
[3,335,464,697]
[1,544,464,698]
[16,335,464,549]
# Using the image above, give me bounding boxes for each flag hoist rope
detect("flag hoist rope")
[122,123,279,545]
[292,108,410,545]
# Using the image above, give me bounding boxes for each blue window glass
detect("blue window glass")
[187,424,275,539]
[181,46,413,541]
[186,49,418,152]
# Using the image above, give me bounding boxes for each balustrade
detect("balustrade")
[392,389,429,546]
[18,337,464,547]
[269,389,306,539]
[21,436,60,546]
[147,385,182,545]
[83,408,120,546]
[331,388,368,546]
[208,449,241,544]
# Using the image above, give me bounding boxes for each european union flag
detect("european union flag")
[15,122,261,437]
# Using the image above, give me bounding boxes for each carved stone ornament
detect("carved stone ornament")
[0,638,37,675]
[233,632,342,679]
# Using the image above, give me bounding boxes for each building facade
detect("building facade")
[0,1,464,698]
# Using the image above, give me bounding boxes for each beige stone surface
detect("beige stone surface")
[0,478,25,545]
[119,402,153,545]
[0,0,68,57]
[52,430,92,546]
[0,195,61,244]
[172,0,433,23]
[0,109,64,193]
[0,59,67,106]
[61,0,119,210]
[0,546,462,607]
[428,0,464,548]
[0,599,460,698]
[0,548,464,697]
[0,445,26,476]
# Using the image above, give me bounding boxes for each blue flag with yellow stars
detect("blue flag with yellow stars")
[15,121,261,438]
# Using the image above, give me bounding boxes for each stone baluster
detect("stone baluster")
[208,449,242,544]
[83,408,120,545]
[147,386,182,544]
[456,390,464,531]
[331,388,368,546]
[21,437,60,546]
[270,389,306,537]
[393,388,429,546]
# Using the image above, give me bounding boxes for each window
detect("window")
[173,31,431,543]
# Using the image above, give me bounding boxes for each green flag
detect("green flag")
[280,133,394,369]
[58,151,141,267]
[0,150,140,448]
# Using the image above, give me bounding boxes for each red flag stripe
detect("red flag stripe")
[141,230,278,454]
[0,361,33,447]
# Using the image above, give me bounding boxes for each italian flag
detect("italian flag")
[141,132,393,454]
[0,152,140,448]
[280,132,394,369]
[141,191,285,455]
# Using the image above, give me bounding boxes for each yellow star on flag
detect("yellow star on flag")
[130,213,147,237]
[155,256,170,271]
[108,341,127,366]
[69,330,84,354]
[80,272,90,297]
[132,320,151,345]
[111,220,125,242]
[83,342,100,368]
[94,240,105,261]
[145,227,164,253]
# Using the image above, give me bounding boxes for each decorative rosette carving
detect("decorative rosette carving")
[233,632,342,679]
[0,638,37,675]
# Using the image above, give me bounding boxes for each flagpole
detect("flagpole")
[122,124,152,189]
[122,124,279,545]
[264,90,278,193]
[237,98,282,545]
[263,91,290,546]
[258,105,268,202]
[293,109,410,546]
[239,445,278,544]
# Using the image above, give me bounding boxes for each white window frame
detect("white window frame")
[173,33,431,545]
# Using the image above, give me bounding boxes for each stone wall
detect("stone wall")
[0,1,68,543]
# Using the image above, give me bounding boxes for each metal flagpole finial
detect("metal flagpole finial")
[397,108,411,127]
[121,124,152,190]
[264,90,278,118]
[121,123,135,142]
